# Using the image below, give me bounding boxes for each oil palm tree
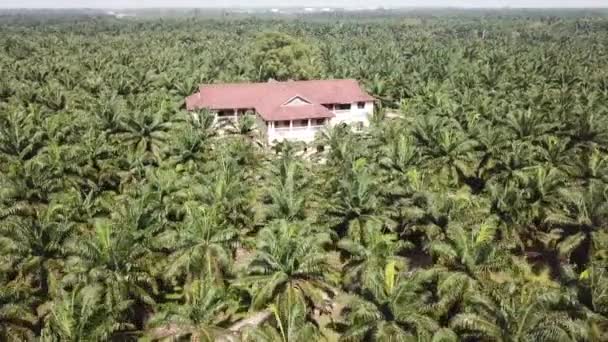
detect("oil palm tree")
[225,113,263,146]
[428,220,509,281]
[1,159,65,217]
[116,110,173,163]
[236,220,337,310]
[0,282,37,341]
[425,128,479,187]
[564,98,608,148]
[451,285,588,341]
[0,203,76,298]
[503,109,555,141]
[39,284,128,341]
[378,135,422,178]
[147,277,239,342]
[516,166,566,224]
[265,156,308,222]
[544,181,608,268]
[168,125,213,172]
[194,157,258,234]
[0,109,46,162]
[327,159,389,239]
[65,221,158,330]
[158,206,238,282]
[338,220,411,298]
[534,135,577,174]
[579,261,608,340]
[89,94,125,135]
[242,287,323,342]
[71,129,120,193]
[569,148,608,185]
[335,268,443,341]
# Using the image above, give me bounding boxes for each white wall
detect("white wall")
[330,101,373,127]
[264,101,375,145]
[268,127,320,144]
[266,119,323,144]
[260,101,375,145]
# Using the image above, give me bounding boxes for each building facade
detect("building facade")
[186,79,375,145]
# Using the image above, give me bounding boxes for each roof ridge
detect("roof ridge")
[200,78,359,88]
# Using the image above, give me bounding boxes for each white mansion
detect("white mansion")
[186,79,375,145]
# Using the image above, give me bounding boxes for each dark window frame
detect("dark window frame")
[293,119,308,127]
[275,120,290,128]
[217,110,234,117]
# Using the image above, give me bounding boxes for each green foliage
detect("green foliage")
[1,11,608,342]
[242,287,323,342]
[40,284,128,341]
[251,32,320,82]
[236,220,337,310]
[146,277,239,341]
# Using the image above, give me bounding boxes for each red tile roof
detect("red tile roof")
[264,104,334,120]
[186,79,374,121]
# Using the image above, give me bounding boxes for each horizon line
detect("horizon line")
[2,6,607,9]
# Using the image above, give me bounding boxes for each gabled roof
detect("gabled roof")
[186,79,374,121]
[282,95,312,106]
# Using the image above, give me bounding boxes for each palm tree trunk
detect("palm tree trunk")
[39,263,49,296]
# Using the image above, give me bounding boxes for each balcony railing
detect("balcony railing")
[271,125,324,142]
[274,125,324,132]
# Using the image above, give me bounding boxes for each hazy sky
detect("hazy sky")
[0,0,605,8]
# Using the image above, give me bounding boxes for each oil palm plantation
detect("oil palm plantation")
[1,12,608,342]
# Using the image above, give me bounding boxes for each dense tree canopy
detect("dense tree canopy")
[1,10,608,341]
[251,32,320,81]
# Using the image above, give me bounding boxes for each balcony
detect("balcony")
[270,125,324,143]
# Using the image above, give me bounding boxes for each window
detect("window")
[336,103,351,110]
[293,119,308,127]
[275,120,290,128]
[217,110,232,117]
[357,102,365,109]
[314,118,325,126]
